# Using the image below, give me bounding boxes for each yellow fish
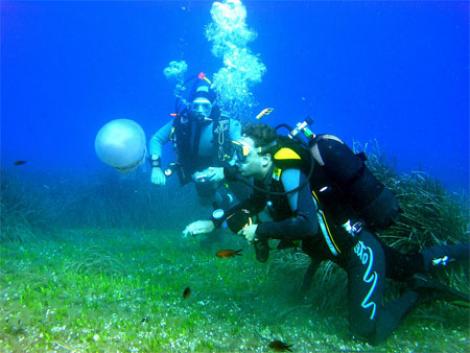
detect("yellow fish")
[256,107,274,120]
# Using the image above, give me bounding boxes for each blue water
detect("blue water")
[1,1,468,192]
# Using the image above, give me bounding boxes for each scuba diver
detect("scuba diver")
[182,122,470,345]
[149,72,246,246]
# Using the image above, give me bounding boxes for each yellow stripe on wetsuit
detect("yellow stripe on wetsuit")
[312,191,341,256]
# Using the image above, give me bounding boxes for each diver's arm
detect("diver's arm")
[183,189,266,237]
[149,121,173,185]
[148,120,173,160]
[212,187,267,229]
[255,169,319,241]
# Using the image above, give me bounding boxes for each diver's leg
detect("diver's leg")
[251,209,274,263]
[346,230,420,345]
[300,257,323,294]
[385,242,470,305]
[382,241,469,281]
[421,242,470,272]
[408,272,470,305]
[372,290,420,344]
[383,245,424,281]
[346,230,384,342]
[299,239,326,293]
[253,238,270,263]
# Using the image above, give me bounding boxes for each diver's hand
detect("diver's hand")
[182,220,215,238]
[192,167,224,184]
[238,224,258,242]
[151,167,166,186]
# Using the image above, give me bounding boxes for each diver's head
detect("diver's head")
[190,96,213,120]
[189,79,215,120]
[233,123,278,180]
[95,119,146,173]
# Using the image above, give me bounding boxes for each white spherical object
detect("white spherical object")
[95,119,146,172]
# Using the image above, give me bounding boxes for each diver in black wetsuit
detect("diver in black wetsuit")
[183,122,469,345]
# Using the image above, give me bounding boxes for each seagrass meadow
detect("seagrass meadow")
[2,1,469,351]
[1,154,469,353]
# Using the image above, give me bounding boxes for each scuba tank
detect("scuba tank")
[275,117,401,231]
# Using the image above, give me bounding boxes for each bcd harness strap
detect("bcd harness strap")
[311,190,342,256]
[214,116,231,161]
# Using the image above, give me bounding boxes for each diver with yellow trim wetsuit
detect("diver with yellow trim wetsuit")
[183,122,469,345]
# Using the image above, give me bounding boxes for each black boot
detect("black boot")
[421,242,470,272]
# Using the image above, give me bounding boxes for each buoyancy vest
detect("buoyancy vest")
[171,107,233,184]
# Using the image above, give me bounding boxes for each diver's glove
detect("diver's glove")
[182,220,215,238]
[151,167,166,186]
[238,224,259,243]
[192,167,224,184]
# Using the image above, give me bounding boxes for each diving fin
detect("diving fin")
[410,273,470,307]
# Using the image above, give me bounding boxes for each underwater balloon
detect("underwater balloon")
[95,119,147,173]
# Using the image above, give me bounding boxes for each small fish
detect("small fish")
[216,249,242,258]
[255,107,274,120]
[182,286,191,299]
[13,160,27,166]
[268,340,293,352]
[140,316,150,324]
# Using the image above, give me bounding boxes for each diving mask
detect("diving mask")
[190,97,213,121]
[232,140,252,164]
[232,139,278,164]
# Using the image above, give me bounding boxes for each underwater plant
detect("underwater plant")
[0,173,54,242]
[358,141,469,253]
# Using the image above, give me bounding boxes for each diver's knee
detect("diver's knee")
[349,320,377,345]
